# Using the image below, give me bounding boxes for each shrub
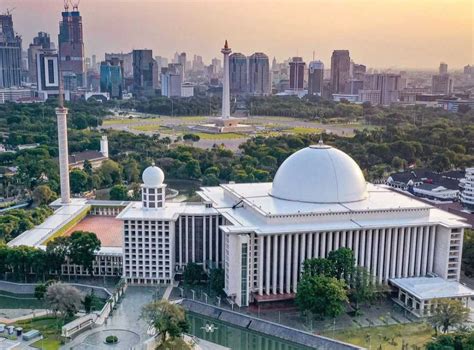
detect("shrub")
[105,335,118,344]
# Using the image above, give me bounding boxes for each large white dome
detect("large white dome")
[142,165,165,187]
[271,143,368,203]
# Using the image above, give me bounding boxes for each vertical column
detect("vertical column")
[334,231,340,251]
[273,235,278,294]
[409,227,417,276]
[385,228,392,281]
[378,229,385,283]
[179,218,183,268]
[314,233,320,258]
[326,232,333,255]
[203,216,207,268]
[185,216,189,264]
[258,236,264,295]
[293,234,299,293]
[341,231,347,248]
[428,226,436,272]
[191,216,195,262]
[216,218,220,265]
[390,228,398,278]
[286,234,292,293]
[321,232,326,258]
[397,228,404,278]
[348,231,353,251]
[301,234,306,265]
[366,230,373,270]
[416,227,423,276]
[360,230,366,267]
[307,233,313,260]
[369,229,376,273]
[422,226,429,275]
[279,234,285,293]
[354,231,360,265]
[265,236,271,295]
[403,227,411,277]
[56,107,71,204]
[209,216,213,263]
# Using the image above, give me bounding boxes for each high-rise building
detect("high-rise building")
[192,55,204,72]
[106,52,133,78]
[27,32,52,84]
[0,13,22,88]
[178,52,187,76]
[100,58,123,99]
[248,52,270,96]
[229,53,247,94]
[352,63,366,80]
[132,49,155,97]
[211,58,221,74]
[464,65,473,75]
[432,74,453,95]
[161,64,182,97]
[439,62,448,75]
[58,5,85,88]
[359,73,401,105]
[289,57,305,91]
[308,60,324,96]
[36,50,61,101]
[330,50,351,95]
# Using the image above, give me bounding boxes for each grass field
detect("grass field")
[194,132,246,140]
[285,127,324,134]
[104,115,208,126]
[132,124,173,132]
[16,316,64,350]
[322,322,433,349]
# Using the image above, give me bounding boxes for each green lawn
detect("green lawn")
[285,126,324,134]
[132,124,172,132]
[322,322,434,349]
[15,315,66,350]
[194,132,246,140]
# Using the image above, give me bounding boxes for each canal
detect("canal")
[187,312,314,350]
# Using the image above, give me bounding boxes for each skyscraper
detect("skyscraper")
[58,4,85,88]
[36,50,63,101]
[132,49,155,97]
[100,58,123,99]
[330,50,351,95]
[439,62,448,75]
[0,13,22,88]
[308,60,324,96]
[161,64,182,98]
[359,73,401,105]
[28,32,52,84]
[248,52,270,96]
[229,52,247,94]
[178,52,187,76]
[289,57,305,91]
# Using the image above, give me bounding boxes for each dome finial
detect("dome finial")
[224,39,228,49]
[318,134,324,145]
[151,161,155,166]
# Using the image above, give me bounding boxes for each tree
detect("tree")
[109,184,129,200]
[295,275,348,318]
[349,266,378,311]
[141,300,190,348]
[45,282,83,321]
[183,134,200,143]
[70,169,89,193]
[68,231,101,274]
[302,258,335,277]
[82,290,98,313]
[430,299,470,334]
[183,262,204,285]
[209,268,225,295]
[83,159,93,176]
[98,160,122,186]
[34,283,47,301]
[46,236,70,274]
[328,248,355,281]
[32,185,56,205]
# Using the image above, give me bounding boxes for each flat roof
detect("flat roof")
[390,277,474,300]
[64,215,123,247]
[117,201,218,221]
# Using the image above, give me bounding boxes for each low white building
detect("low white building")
[460,167,474,211]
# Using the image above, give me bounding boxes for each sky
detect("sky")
[4,0,473,70]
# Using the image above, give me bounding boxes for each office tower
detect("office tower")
[211,58,221,74]
[439,62,448,75]
[229,52,247,94]
[308,60,324,96]
[36,50,61,101]
[359,73,401,105]
[330,50,351,95]
[0,13,22,88]
[289,57,305,90]
[432,74,453,95]
[272,57,277,71]
[106,52,133,78]
[132,49,155,97]
[100,58,123,99]
[161,64,183,97]
[192,55,204,72]
[91,54,97,70]
[27,32,52,84]
[58,4,85,88]
[178,52,186,76]
[464,65,473,75]
[248,52,270,96]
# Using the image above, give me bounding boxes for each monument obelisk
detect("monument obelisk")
[221,40,231,119]
[56,77,71,204]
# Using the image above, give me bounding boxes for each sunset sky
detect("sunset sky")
[5,0,473,70]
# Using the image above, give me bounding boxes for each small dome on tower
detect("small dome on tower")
[142,164,165,187]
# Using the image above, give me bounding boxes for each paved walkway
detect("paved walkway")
[0,310,49,324]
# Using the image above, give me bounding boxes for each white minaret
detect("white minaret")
[56,83,71,204]
[100,135,109,158]
[221,40,231,119]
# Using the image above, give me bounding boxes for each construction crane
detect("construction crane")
[5,7,16,15]
[63,0,69,11]
[71,0,80,11]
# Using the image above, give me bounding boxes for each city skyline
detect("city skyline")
[4,0,472,70]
